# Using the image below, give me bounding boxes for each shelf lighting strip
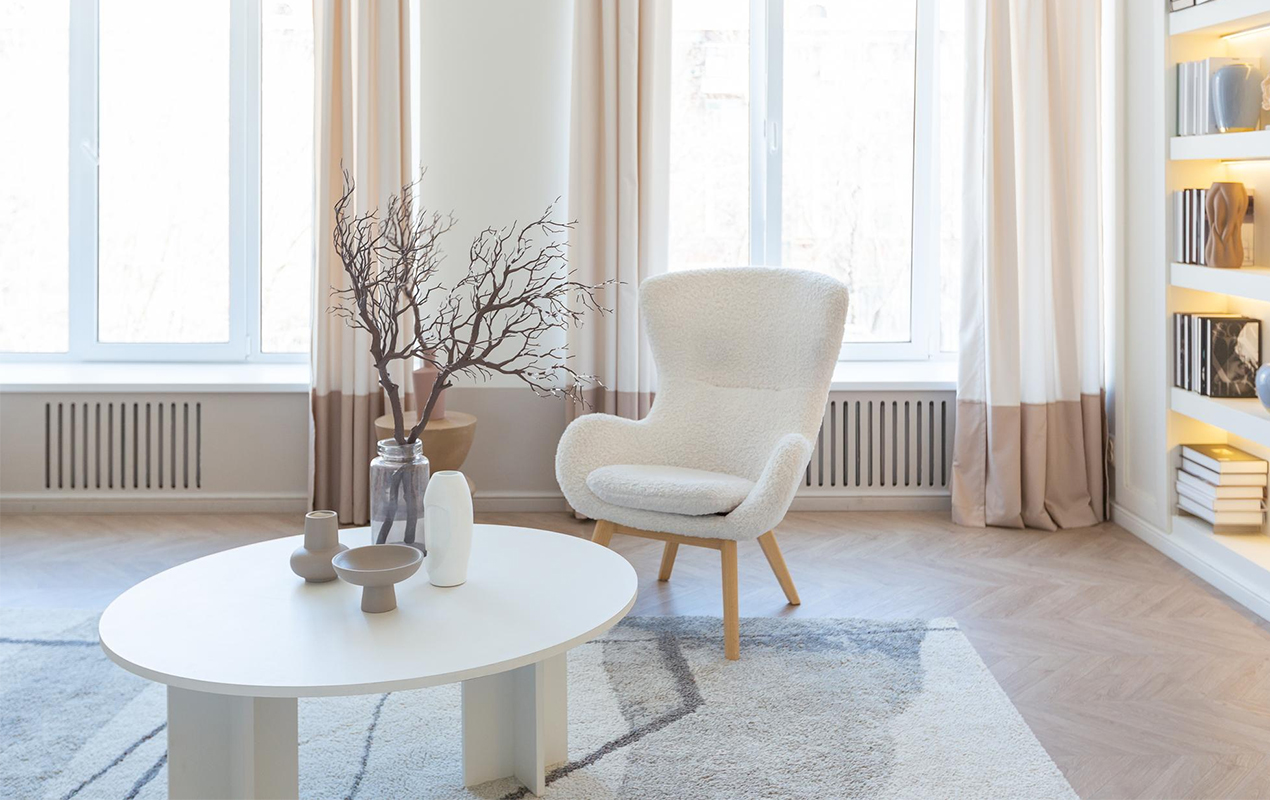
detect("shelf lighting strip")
[1222,23,1270,41]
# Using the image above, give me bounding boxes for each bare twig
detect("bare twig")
[330,172,614,448]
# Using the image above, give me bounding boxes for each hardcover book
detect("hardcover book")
[1204,318,1260,397]
[1176,483,1263,512]
[1178,495,1264,532]
[1181,459,1269,487]
[1181,443,1268,473]
[1177,469,1266,498]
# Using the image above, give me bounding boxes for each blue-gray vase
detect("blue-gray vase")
[1256,364,1270,410]
[1212,63,1263,133]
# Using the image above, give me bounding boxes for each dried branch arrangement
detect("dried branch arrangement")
[330,169,614,445]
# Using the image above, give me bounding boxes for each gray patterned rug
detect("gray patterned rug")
[1,609,1073,799]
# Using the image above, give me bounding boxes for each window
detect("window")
[670,0,964,360]
[0,0,313,362]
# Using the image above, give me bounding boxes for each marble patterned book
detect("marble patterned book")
[1204,318,1259,398]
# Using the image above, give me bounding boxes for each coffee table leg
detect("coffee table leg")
[167,686,299,800]
[461,653,567,795]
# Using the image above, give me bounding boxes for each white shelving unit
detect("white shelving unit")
[1170,262,1270,300]
[1169,130,1270,160]
[1170,0,1270,35]
[1161,0,1270,620]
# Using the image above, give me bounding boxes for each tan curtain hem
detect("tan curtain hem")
[952,394,1106,531]
[312,389,385,525]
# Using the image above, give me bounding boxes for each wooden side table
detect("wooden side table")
[373,411,477,493]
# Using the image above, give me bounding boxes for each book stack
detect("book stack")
[1173,188,1254,266]
[1177,57,1261,135]
[1172,313,1260,396]
[1177,444,1267,533]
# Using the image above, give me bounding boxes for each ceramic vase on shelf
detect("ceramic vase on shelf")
[423,470,473,587]
[290,510,348,582]
[1213,63,1264,133]
[1257,365,1270,411]
[370,440,429,548]
[1205,182,1248,269]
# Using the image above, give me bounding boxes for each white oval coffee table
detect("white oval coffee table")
[99,524,637,799]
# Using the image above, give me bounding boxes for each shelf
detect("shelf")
[1170,130,1270,160]
[1171,387,1270,445]
[1170,262,1270,300]
[1172,513,1270,587]
[1170,0,1270,36]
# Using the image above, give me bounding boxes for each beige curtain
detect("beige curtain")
[951,0,1106,530]
[310,0,413,523]
[566,0,671,424]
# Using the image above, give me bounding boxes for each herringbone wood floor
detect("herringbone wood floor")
[2,510,1268,799]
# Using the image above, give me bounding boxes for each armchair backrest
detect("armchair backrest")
[640,267,849,480]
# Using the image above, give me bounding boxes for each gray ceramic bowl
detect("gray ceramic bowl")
[332,544,423,613]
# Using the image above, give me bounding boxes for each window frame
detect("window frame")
[2,0,304,364]
[746,0,952,363]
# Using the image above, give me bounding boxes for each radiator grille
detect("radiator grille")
[43,401,202,491]
[800,392,955,495]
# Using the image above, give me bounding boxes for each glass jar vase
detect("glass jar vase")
[370,439,429,549]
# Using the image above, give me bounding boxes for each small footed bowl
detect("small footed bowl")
[332,544,423,613]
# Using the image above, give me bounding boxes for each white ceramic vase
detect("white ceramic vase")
[423,470,473,587]
[291,510,348,583]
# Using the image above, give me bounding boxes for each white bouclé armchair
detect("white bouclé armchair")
[555,267,849,659]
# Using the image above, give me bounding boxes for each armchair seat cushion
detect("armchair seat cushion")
[586,464,755,517]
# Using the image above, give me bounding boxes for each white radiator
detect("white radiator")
[798,390,956,499]
[0,392,308,511]
[41,400,203,491]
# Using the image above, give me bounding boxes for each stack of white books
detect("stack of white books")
[1177,444,1267,533]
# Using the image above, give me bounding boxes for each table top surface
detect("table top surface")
[99,525,637,698]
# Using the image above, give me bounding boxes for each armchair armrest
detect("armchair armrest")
[726,433,814,536]
[555,413,659,509]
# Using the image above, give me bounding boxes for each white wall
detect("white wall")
[417,0,575,389]
[408,0,578,508]
[1113,0,1170,528]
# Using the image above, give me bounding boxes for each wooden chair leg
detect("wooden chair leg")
[721,540,739,660]
[657,542,679,581]
[757,531,800,605]
[591,520,615,548]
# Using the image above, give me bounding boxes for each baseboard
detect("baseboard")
[0,493,310,514]
[472,491,571,513]
[789,494,952,512]
[1112,502,1270,622]
[472,491,951,513]
[0,489,952,516]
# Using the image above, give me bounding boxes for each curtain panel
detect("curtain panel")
[951,0,1106,530]
[566,0,672,424]
[310,0,414,524]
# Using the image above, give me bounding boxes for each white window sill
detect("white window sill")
[830,360,957,391]
[0,362,310,394]
[0,360,953,394]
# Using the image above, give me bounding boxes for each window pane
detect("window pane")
[782,0,917,343]
[939,0,965,353]
[669,0,750,270]
[98,1,230,344]
[0,1,69,353]
[261,0,313,353]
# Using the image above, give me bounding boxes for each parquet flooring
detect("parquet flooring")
[2,510,1269,798]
